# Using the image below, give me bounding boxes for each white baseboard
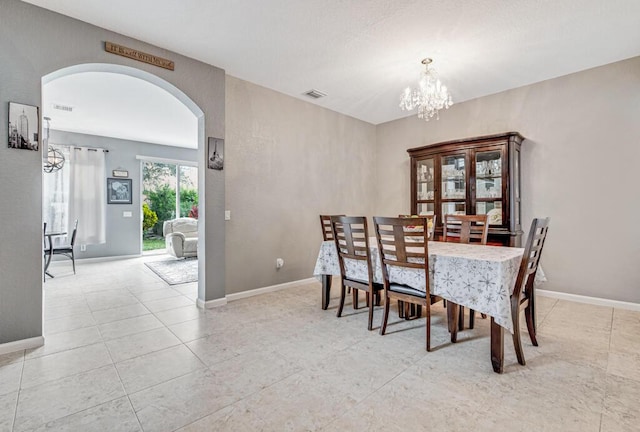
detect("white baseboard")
[226,277,316,302]
[196,297,228,309]
[0,336,44,355]
[195,277,317,309]
[538,289,640,311]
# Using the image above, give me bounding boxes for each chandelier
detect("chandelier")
[399,58,453,121]
[42,117,65,173]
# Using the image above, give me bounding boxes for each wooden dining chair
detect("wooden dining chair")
[320,214,345,241]
[331,216,383,330]
[43,222,50,282]
[374,216,443,351]
[52,219,78,274]
[320,214,349,297]
[511,217,550,366]
[443,214,489,330]
[395,215,437,319]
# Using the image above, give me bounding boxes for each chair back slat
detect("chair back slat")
[373,216,430,294]
[320,214,345,241]
[443,214,488,244]
[513,218,550,300]
[331,216,374,283]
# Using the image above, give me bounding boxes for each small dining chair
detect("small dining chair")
[52,219,78,274]
[43,222,50,281]
[443,214,489,330]
[395,215,437,319]
[331,216,382,330]
[511,217,550,366]
[320,214,345,241]
[374,216,443,351]
[320,214,348,298]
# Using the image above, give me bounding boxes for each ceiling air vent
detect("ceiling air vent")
[52,103,73,112]
[303,89,327,99]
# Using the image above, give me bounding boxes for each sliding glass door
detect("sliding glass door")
[142,161,198,251]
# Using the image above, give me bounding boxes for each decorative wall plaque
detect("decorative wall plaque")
[105,41,175,71]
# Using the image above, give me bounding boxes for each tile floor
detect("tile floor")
[1,255,639,431]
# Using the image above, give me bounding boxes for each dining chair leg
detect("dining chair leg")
[337,283,346,317]
[425,304,431,352]
[71,250,76,274]
[529,287,538,336]
[469,309,475,329]
[380,295,390,335]
[512,323,526,365]
[397,300,405,318]
[352,289,359,309]
[367,290,375,331]
[458,306,465,330]
[512,302,526,365]
[525,304,538,346]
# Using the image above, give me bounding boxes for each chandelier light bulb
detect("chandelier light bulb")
[399,58,453,121]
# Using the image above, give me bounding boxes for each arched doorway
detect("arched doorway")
[41,63,213,306]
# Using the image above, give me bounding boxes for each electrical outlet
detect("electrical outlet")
[276,258,284,269]
[80,244,87,252]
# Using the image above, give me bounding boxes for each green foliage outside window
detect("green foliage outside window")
[144,185,199,234]
[142,203,158,231]
[179,188,199,217]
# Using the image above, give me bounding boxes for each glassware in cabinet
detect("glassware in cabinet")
[441,154,465,199]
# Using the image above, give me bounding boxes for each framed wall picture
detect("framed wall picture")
[208,137,224,170]
[107,178,133,204]
[8,102,39,151]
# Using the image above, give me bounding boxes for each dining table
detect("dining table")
[44,231,67,278]
[313,239,545,373]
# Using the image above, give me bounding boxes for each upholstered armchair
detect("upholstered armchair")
[163,217,198,258]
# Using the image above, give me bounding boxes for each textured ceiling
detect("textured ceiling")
[25,0,640,126]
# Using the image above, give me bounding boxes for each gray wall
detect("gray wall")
[225,76,377,294]
[0,0,225,345]
[48,130,197,259]
[376,56,640,303]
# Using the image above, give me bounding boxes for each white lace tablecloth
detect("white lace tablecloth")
[313,240,546,334]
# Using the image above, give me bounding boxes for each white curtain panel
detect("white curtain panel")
[43,146,71,247]
[69,148,106,245]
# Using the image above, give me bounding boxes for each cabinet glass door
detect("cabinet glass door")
[417,203,434,215]
[475,149,503,225]
[441,154,466,216]
[416,158,435,215]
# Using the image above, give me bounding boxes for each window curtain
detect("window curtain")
[69,148,106,244]
[43,146,71,246]
[43,146,106,246]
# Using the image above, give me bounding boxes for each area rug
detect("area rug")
[145,258,198,285]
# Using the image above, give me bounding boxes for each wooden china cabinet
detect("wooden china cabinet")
[407,132,524,247]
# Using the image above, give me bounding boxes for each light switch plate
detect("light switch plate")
[224,210,231,221]
[123,211,132,217]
